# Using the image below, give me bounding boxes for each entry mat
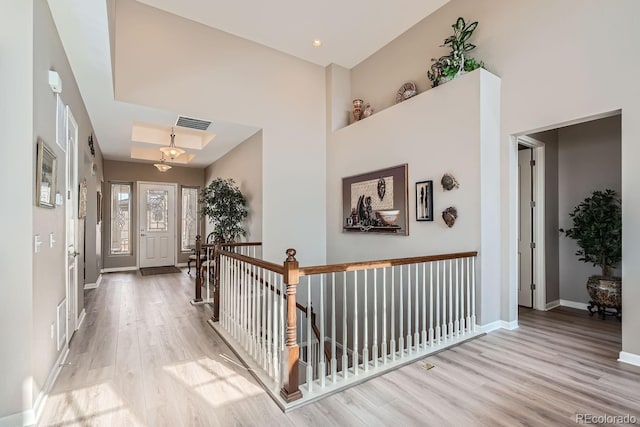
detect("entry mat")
[139,266,182,276]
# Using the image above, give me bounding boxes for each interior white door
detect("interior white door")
[66,107,78,341]
[518,148,533,307]
[138,183,176,268]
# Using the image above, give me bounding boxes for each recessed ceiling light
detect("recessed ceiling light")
[312,39,322,47]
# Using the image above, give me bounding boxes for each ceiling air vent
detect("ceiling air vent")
[175,116,212,131]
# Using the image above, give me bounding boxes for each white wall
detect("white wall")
[0,1,34,420]
[205,131,263,243]
[327,70,501,325]
[348,0,640,356]
[558,115,621,304]
[113,0,326,266]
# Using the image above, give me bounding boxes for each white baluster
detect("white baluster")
[422,262,427,350]
[455,259,460,338]
[472,257,477,331]
[319,275,326,388]
[266,267,273,375]
[414,264,419,351]
[436,261,441,344]
[448,259,453,341]
[331,272,337,383]
[390,266,396,361]
[429,262,434,346]
[382,267,388,364]
[272,270,279,381]
[353,270,359,376]
[399,265,404,357]
[442,260,447,342]
[261,266,267,369]
[372,268,379,369]
[342,271,348,380]
[460,257,465,335]
[363,269,369,372]
[306,276,313,391]
[406,264,412,355]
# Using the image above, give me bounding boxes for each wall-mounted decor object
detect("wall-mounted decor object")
[416,180,434,221]
[353,99,364,121]
[442,206,458,228]
[88,133,95,157]
[342,164,409,234]
[78,178,88,219]
[395,81,418,103]
[441,173,459,191]
[36,139,57,208]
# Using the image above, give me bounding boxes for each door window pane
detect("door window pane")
[182,187,199,251]
[110,183,131,255]
[146,190,169,231]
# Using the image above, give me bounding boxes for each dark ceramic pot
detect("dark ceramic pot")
[586,276,621,318]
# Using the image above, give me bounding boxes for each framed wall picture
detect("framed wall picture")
[416,180,434,221]
[97,191,103,224]
[342,164,409,235]
[36,139,57,208]
[78,179,88,219]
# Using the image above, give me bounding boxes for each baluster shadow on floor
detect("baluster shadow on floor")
[38,272,640,426]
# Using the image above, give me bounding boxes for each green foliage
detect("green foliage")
[200,178,248,242]
[427,17,484,87]
[560,189,621,277]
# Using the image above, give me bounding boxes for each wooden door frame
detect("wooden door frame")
[136,181,178,268]
[516,135,546,311]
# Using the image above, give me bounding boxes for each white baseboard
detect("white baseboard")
[84,274,102,290]
[545,300,560,311]
[100,266,137,273]
[560,299,589,310]
[76,308,86,330]
[176,262,187,267]
[0,345,72,426]
[480,320,519,333]
[618,351,640,367]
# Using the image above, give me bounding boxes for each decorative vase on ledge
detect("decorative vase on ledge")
[353,99,363,121]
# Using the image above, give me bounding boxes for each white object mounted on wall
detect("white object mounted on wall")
[48,70,62,93]
[441,173,459,191]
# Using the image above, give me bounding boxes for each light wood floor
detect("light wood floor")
[38,271,640,426]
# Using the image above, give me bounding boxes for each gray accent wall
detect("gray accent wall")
[557,116,621,304]
[102,160,205,269]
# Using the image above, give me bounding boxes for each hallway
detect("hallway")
[38,271,640,426]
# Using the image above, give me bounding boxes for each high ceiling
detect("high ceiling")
[48,0,449,167]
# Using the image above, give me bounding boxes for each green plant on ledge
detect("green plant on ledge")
[560,189,621,277]
[427,17,484,88]
[200,177,248,242]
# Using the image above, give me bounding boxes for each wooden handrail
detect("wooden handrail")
[219,249,284,275]
[201,241,262,249]
[298,251,478,276]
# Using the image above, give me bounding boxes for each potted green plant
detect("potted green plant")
[560,189,622,318]
[427,17,484,88]
[200,177,248,242]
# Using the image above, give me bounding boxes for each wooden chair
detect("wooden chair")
[187,232,215,274]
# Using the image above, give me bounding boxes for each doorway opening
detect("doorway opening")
[513,111,622,317]
[65,106,79,344]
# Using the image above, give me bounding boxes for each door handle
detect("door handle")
[141,233,147,237]
[69,251,80,258]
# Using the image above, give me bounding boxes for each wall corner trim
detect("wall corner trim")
[618,351,640,367]
[480,320,519,333]
[545,300,561,311]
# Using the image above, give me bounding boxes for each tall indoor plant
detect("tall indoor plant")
[427,17,484,87]
[560,189,622,318]
[200,178,248,242]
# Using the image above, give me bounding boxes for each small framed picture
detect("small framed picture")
[415,180,433,221]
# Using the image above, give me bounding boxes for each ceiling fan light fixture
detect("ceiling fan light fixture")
[159,127,185,160]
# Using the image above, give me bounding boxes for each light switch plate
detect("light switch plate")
[34,235,42,253]
[49,232,56,248]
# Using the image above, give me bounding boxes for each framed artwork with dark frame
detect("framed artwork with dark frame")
[36,139,57,208]
[342,164,409,235]
[415,180,434,221]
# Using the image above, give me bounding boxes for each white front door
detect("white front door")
[66,107,79,341]
[138,182,176,268]
[518,147,533,307]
